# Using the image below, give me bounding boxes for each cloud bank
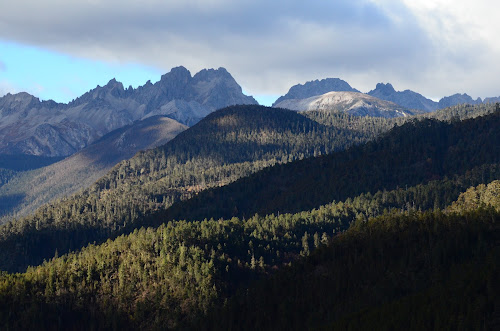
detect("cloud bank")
[0,0,499,99]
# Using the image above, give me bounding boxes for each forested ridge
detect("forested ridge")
[0,181,498,330]
[0,105,396,272]
[161,109,500,222]
[0,103,498,330]
[1,104,497,273]
[203,183,500,330]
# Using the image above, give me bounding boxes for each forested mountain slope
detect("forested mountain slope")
[162,109,500,222]
[0,105,385,272]
[203,181,500,330]
[1,104,498,273]
[0,179,498,330]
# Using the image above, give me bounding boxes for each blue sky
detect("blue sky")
[1,0,499,105]
[0,40,278,105]
[0,41,162,103]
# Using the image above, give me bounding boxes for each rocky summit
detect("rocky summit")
[272,78,359,106]
[274,91,413,118]
[0,66,257,157]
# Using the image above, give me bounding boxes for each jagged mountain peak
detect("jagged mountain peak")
[0,92,42,116]
[193,67,231,81]
[105,78,124,89]
[0,66,257,157]
[159,66,192,84]
[0,91,38,104]
[374,82,395,94]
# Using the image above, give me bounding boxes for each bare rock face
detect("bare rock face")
[274,91,413,118]
[0,66,257,157]
[273,78,358,106]
[368,83,438,112]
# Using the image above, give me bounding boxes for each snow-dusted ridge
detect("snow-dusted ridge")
[274,91,413,118]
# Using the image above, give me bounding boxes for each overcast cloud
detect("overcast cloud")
[0,0,499,100]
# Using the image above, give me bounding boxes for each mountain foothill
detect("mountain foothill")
[0,67,499,330]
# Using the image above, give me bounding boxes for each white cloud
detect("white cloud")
[0,0,499,99]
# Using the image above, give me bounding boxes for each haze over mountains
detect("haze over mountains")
[0,66,257,157]
[0,116,187,220]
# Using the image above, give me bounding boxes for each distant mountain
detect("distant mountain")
[272,78,358,106]
[0,116,187,220]
[369,84,497,111]
[438,93,482,109]
[274,91,413,118]
[0,66,257,157]
[368,83,438,112]
[484,96,500,103]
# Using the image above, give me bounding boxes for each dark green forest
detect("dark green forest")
[161,109,500,222]
[0,103,498,330]
[204,183,500,330]
[1,104,498,273]
[0,180,498,330]
[0,105,400,272]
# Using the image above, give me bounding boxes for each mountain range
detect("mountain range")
[0,66,257,157]
[273,79,500,113]
[1,66,498,162]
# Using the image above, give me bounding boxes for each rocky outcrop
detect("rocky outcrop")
[0,66,257,157]
[368,83,438,112]
[274,91,413,118]
[273,78,358,106]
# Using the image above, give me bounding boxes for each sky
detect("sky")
[1,0,499,106]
